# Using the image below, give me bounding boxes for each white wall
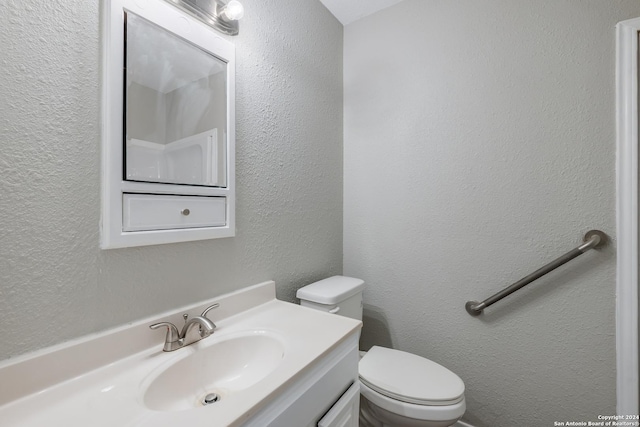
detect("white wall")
[343,1,640,425]
[0,0,343,361]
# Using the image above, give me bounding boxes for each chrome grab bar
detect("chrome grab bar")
[465,230,607,316]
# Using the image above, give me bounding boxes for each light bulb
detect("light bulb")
[223,0,244,20]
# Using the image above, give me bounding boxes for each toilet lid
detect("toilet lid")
[359,346,465,406]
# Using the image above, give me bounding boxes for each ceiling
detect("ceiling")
[318,0,405,25]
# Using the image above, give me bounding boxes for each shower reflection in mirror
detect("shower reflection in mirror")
[124,12,228,188]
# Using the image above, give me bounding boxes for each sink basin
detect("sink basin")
[143,331,285,411]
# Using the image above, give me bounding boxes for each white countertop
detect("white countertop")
[0,281,361,427]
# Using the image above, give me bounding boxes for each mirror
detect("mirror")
[124,12,227,187]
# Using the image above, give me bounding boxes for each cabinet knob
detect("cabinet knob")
[181,208,190,216]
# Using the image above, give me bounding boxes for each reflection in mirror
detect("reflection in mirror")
[124,12,227,187]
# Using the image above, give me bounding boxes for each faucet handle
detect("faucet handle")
[149,322,180,344]
[201,303,219,319]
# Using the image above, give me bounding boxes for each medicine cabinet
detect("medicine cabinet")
[101,0,235,249]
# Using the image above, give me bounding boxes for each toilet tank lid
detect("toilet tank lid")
[296,276,365,305]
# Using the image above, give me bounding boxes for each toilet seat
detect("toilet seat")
[359,346,465,406]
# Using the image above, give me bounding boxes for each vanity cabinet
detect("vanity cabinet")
[317,382,360,427]
[243,333,360,427]
[101,0,235,248]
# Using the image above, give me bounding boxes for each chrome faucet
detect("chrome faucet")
[150,303,219,352]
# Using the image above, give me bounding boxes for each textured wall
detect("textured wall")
[343,1,640,425]
[0,0,343,361]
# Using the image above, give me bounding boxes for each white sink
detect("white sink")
[144,331,285,411]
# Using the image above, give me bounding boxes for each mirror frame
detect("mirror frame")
[101,0,236,249]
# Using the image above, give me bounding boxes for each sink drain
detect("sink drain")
[202,393,221,405]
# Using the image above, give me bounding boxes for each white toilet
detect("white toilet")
[297,276,466,427]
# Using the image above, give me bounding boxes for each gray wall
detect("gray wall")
[343,1,640,425]
[0,0,343,361]
[128,72,226,146]
[128,82,167,144]
[165,72,227,143]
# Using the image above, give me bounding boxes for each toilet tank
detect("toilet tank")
[296,276,365,320]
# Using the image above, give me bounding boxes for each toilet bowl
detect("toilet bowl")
[296,276,466,427]
[358,346,465,427]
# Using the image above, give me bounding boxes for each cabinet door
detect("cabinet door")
[317,382,360,427]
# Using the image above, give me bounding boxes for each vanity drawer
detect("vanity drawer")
[122,194,226,232]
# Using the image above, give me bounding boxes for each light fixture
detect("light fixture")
[222,0,244,21]
[165,0,244,36]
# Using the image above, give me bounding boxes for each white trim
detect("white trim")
[616,17,640,416]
